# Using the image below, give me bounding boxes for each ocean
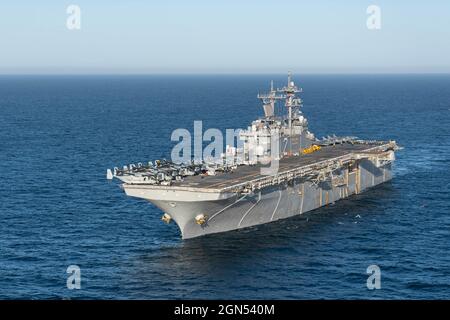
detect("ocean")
[0,74,449,299]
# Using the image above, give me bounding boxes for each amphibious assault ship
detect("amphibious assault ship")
[107,73,399,239]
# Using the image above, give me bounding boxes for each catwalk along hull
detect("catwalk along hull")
[124,157,393,239]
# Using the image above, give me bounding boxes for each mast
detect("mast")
[257,79,285,118]
[277,71,302,129]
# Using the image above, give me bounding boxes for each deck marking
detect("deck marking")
[238,192,261,227]
[270,189,283,221]
[208,194,248,222]
[300,184,305,214]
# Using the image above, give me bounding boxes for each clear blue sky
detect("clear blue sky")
[1,1,449,74]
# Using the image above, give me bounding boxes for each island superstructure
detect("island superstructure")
[107,73,399,239]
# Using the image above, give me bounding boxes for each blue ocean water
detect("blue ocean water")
[0,74,449,299]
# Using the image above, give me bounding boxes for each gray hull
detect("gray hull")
[148,159,392,239]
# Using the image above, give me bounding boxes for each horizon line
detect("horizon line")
[1,72,450,76]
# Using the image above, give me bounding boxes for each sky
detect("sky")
[0,1,449,74]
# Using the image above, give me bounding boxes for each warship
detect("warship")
[107,73,399,239]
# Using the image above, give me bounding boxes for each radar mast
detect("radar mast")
[257,72,303,124]
[277,71,303,129]
[257,80,285,118]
